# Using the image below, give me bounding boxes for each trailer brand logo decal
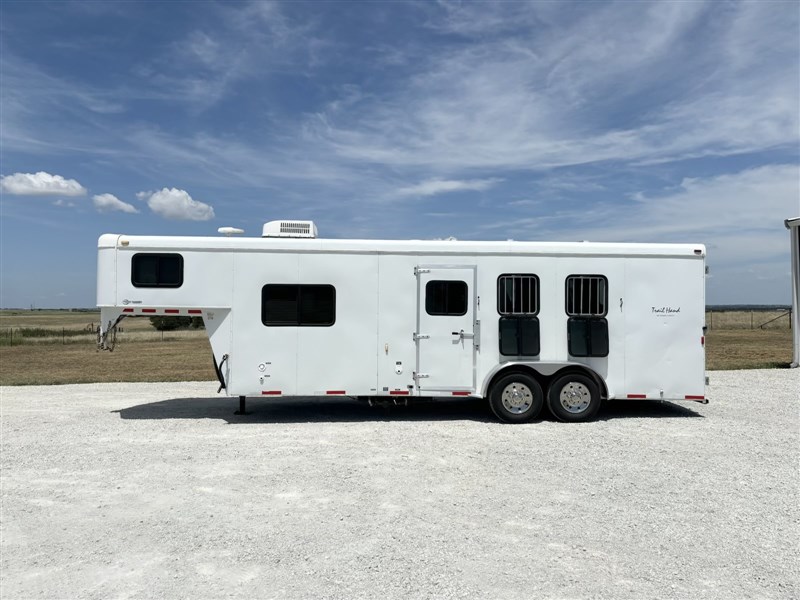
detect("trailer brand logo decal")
[652,306,680,316]
[121,299,142,305]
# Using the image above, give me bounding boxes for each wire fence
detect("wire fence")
[0,326,207,347]
[1,309,791,347]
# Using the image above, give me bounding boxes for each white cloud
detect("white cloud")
[396,178,502,197]
[0,171,87,196]
[92,193,139,214]
[141,187,215,221]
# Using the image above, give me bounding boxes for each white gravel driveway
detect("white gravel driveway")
[1,369,798,599]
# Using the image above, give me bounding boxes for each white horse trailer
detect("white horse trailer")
[97,220,707,423]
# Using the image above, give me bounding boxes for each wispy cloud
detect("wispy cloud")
[92,193,138,214]
[396,178,502,197]
[0,171,87,196]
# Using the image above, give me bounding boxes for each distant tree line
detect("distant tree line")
[148,316,204,331]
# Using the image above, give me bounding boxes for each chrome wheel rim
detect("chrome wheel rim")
[559,382,591,413]
[501,382,533,414]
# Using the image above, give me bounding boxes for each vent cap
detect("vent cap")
[262,220,318,238]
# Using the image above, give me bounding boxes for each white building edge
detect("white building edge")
[786,217,800,368]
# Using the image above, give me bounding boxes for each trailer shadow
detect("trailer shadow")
[115,396,493,423]
[114,396,703,424]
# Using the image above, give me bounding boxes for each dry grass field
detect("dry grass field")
[0,309,794,385]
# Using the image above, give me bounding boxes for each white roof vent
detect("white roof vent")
[262,220,318,239]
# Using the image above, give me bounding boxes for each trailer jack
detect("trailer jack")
[234,395,251,416]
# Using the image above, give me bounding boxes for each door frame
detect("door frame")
[414,264,479,392]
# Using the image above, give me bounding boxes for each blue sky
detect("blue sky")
[1,0,798,308]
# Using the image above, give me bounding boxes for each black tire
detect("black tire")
[488,372,544,424]
[547,373,602,422]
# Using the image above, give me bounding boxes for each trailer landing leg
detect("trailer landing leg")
[234,395,251,415]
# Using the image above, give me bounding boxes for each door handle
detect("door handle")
[452,329,475,340]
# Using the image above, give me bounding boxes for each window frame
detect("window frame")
[131,253,184,288]
[261,284,336,327]
[497,273,540,316]
[565,274,608,317]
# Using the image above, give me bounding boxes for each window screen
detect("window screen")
[425,280,468,316]
[497,274,539,315]
[262,284,335,326]
[566,275,608,317]
[131,253,183,288]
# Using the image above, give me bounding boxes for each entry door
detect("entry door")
[415,266,477,392]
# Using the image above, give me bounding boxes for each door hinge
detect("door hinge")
[413,333,430,342]
[414,372,430,380]
[414,267,430,276]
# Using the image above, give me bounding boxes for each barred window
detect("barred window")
[497,274,539,315]
[565,275,607,317]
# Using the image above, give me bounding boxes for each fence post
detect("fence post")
[9,328,12,347]
[63,327,65,345]
[751,311,754,330]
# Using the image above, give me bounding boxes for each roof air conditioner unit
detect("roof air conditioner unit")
[262,220,318,239]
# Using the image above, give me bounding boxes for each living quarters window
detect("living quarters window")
[565,275,608,357]
[425,281,468,316]
[131,253,183,288]
[262,284,336,326]
[497,274,540,356]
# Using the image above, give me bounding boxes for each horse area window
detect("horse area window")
[497,274,540,357]
[565,275,608,357]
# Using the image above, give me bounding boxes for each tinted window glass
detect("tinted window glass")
[132,254,183,288]
[262,284,335,326]
[499,317,540,356]
[567,317,609,357]
[425,280,468,316]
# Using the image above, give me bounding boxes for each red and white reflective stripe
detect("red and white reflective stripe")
[685,395,705,400]
[261,390,282,396]
[117,308,205,315]
[389,390,410,396]
[451,391,471,396]
[627,394,647,399]
[326,390,346,395]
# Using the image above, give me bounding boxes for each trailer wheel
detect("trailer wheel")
[547,374,601,422]
[489,372,543,423]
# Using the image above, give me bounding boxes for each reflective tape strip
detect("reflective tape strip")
[165,309,179,314]
[326,390,346,395]
[122,308,134,313]
[389,390,410,396]
[261,391,282,396]
[451,391,471,396]
[685,395,705,400]
[141,308,156,313]
[627,394,647,399]
[188,310,202,315]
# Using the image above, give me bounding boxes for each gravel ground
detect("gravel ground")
[1,370,798,599]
